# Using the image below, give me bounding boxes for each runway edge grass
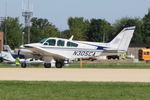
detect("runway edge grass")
[1,63,150,69]
[0,81,150,100]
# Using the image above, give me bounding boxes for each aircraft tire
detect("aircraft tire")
[21,63,27,68]
[56,62,63,68]
[0,57,3,63]
[44,63,51,68]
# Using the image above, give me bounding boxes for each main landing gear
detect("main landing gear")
[21,62,27,68]
[44,63,51,68]
[20,59,65,68]
[55,61,63,68]
[44,60,64,68]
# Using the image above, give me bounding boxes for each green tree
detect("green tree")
[30,17,60,43]
[143,10,150,43]
[61,30,71,39]
[87,19,112,42]
[0,17,22,49]
[68,17,89,40]
[113,17,143,43]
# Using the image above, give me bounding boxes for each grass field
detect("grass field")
[67,62,150,69]
[0,81,150,100]
[1,62,150,69]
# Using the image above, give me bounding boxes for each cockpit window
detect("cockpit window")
[67,42,78,47]
[44,39,56,46]
[57,40,65,46]
[39,38,48,43]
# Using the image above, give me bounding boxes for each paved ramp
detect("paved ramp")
[0,68,150,82]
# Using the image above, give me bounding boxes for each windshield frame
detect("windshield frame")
[39,38,48,44]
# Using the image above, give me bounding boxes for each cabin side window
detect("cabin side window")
[57,40,65,46]
[44,39,56,46]
[67,41,78,47]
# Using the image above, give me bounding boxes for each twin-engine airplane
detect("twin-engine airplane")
[18,26,135,68]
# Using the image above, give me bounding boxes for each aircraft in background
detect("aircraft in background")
[0,45,43,66]
[17,26,135,68]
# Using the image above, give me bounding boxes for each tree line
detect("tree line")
[0,11,150,49]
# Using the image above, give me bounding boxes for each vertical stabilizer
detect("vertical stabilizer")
[109,26,135,52]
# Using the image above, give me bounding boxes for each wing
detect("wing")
[24,46,67,61]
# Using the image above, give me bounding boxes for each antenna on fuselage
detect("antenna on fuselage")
[69,35,74,40]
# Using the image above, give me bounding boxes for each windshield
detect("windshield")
[39,38,48,43]
[46,39,56,46]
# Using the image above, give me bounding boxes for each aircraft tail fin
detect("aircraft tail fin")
[109,26,135,52]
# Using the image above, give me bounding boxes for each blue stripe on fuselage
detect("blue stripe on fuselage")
[77,42,108,50]
[96,46,107,50]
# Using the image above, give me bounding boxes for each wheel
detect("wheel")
[21,63,27,68]
[56,62,63,68]
[0,57,3,63]
[89,59,94,61]
[44,63,51,68]
[107,56,111,60]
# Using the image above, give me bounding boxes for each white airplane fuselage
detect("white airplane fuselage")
[19,26,135,65]
[24,40,105,60]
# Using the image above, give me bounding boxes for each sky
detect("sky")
[0,0,150,30]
